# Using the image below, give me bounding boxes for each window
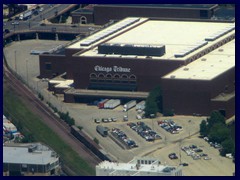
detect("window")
[45,62,52,70]
[80,16,87,24]
[21,164,27,172]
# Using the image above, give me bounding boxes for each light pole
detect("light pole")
[36,79,40,93]
[14,50,17,73]
[26,59,29,84]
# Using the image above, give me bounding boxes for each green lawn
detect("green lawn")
[3,87,95,176]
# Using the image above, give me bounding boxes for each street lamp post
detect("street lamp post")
[36,79,40,93]
[14,50,17,73]
[26,59,29,84]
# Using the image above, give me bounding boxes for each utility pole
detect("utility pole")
[14,50,17,73]
[26,59,29,84]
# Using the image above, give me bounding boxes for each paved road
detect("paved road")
[3,4,101,37]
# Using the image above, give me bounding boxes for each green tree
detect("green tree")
[208,123,230,143]
[145,98,158,117]
[207,111,225,129]
[200,120,208,136]
[144,85,163,117]
[220,138,235,156]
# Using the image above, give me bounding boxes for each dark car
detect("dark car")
[169,153,178,159]
[4,29,10,33]
[194,148,203,153]
[180,163,189,166]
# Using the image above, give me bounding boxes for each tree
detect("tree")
[145,98,158,117]
[220,138,235,156]
[144,85,163,117]
[200,120,208,136]
[208,123,230,143]
[207,111,225,129]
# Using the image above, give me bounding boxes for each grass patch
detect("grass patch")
[3,87,95,176]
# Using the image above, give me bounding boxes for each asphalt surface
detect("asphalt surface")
[3,4,100,36]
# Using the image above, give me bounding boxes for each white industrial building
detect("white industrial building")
[3,143,60,176]
[96,157,182,176]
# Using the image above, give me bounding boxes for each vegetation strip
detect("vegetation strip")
[3,86,95,176]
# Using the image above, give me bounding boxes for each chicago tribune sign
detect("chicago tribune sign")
[94,65,131,73]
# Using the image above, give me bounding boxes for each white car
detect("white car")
[11,21,19,25]
[136,115,142,120]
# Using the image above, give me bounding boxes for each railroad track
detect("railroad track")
[3,60,101,173]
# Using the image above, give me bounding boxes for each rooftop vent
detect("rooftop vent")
[28,144,38,153]
[183,68,189,71]
[201,58,207,61]
[218,49,224,52]
[170,75,176,79]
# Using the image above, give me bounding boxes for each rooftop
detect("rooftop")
[3,143,58,165]
[96,4,218,10]
[49,79,73,88]
[211,91,235,102]
[162,40,235,80]
[65,88,148,98]
[67,17,147,50]
[97,158,179,174]
[80,19,235,60]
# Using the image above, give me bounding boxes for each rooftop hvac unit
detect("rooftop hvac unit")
[218,49,224,52]
[170,75,176,79]
[201,58,207,61]
[28,144,38,152]
[183,68,189,71]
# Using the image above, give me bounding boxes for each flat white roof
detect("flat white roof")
[3,143,58,165]
[163,40,235,80]
[67,17,147,49]
[80,20,235,59]
[49,80,73,88]
[96,160,176,173]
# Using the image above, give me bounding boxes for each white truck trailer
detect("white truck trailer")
[136,100,146,110]
[104,99,121,109]
[123,100,136,111]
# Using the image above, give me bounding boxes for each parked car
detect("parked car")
[112,117,117,122]
[200,153,208,157]
[94,118,100,123]
[4,29,10,33]
[204,137,209,141]
[194,148,203,153]
[180,163,189,166]
[169,153,178,159]
[102,118,108,123]
[11,21,19,25]
[204,157,212,160]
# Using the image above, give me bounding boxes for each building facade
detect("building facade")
[71,4,218,25]
[39,17,235,118]
[3,143,60,176]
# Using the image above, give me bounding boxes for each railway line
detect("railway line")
[3,60,102,173]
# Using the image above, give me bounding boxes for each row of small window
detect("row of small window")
[90,73,137,79]
[90,79,136,84]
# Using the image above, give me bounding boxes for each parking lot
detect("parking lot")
[4,40,235,176]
